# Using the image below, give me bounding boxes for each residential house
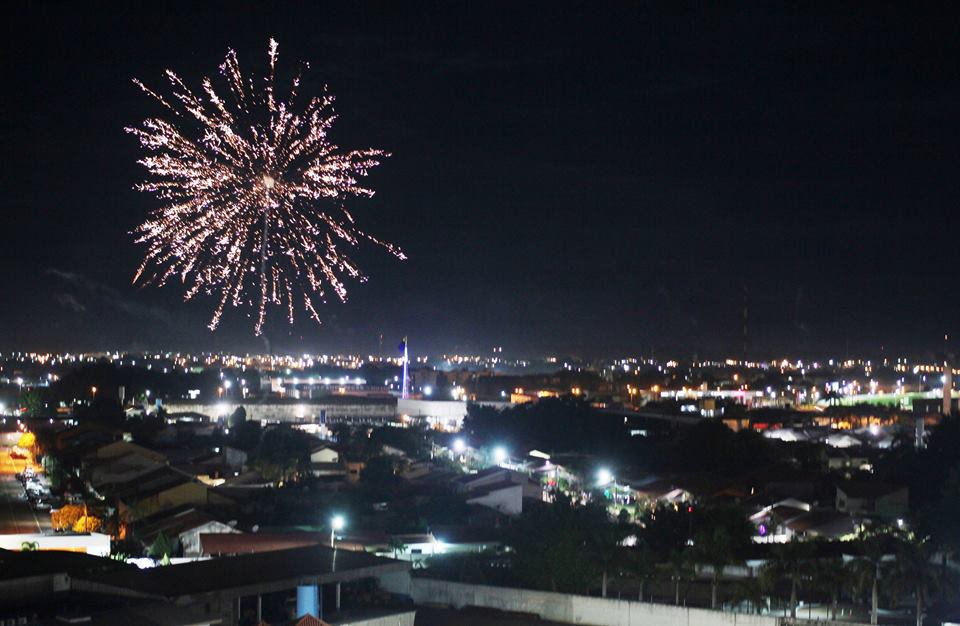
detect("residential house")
[836,482,908,518]
[136,505,239,557]
[113,466,232,521]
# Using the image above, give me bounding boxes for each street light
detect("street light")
[452,438,466,454]
[91,386,97,401]
[596,468,614,487]
[492,446,508,465]
[330,515,345,549]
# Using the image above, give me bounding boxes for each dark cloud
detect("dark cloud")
[46,270,172,326]
[55,293,87,314]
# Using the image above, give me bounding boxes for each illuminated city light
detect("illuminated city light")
[596,468,614,487]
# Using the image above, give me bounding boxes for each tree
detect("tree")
[890,534,939,626]
[255,425,310,484]
[638,502,695,559]
[511,496,600,593]
[232,420,262,452]
[695,526,739,609]
[51,504,85,531]
[621,542,655,602]
[761,538,814,618]
[20,541,39,551]
[851,530,890,625]
[20,389,46,417]
[17,432,36,451]
[729,577,765,615]
[148,531,178,560]
[73,514,102,533]
[388,536,407,559]
[41,455,70,490]
[588,511,626,598]
[692,506,752,610]
[659,547,694,606]
[462,397,627,460]
[371,424,432,459]
[921,464,960,558]
[361,455,401,501]
[227,406,247,429]
[811,555,849,620]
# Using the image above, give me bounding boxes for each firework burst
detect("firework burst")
[127,39,404,335]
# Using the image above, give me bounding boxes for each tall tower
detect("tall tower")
[400,337,409,400]
[742,284,749,361]
[943,333,952,416]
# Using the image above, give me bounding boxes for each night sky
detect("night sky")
[3,2,960,359]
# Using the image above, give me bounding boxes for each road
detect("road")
[0,431,48,535]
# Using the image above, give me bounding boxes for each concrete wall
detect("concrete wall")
[164,401,396,424]
[0,532,111,556]
[381,576,831,626]
[396,399,467,431]
[330,610,416,626]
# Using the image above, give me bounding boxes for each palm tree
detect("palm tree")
[388,536,407,559]
[586,507,626,599]
[660,547,694,606]
[811,555,849,620]
[621,543,655,602]
[891,535,939,626]
[761,538,813,618]
[729,577,765,615]
[851,530,890,625]
[591,528,621,598]
[695,527,739,609]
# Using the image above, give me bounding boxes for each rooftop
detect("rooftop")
[94,544,408,598]
[837,481,907,498]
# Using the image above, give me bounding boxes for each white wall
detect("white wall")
[311,447,340,463]
[0,532,111,556]
[380,577,847,626]
[163,401,396,424]
[397,399,467,431]
[331,610,416,626]
[180,521,239,557]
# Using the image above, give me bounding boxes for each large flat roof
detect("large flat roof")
[90,545,408,599]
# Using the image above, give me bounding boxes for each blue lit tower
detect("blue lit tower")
[399,337,409,399]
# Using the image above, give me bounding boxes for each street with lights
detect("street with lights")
[0,432,47,534]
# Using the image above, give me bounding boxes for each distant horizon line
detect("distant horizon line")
[0,347,953,366]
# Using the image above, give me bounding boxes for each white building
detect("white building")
[397,399,468,431]
[0,532,111,556]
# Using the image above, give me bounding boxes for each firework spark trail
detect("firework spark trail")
[127,39,404,335]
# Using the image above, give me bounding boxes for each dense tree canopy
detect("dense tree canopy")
[463,397,629,458]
